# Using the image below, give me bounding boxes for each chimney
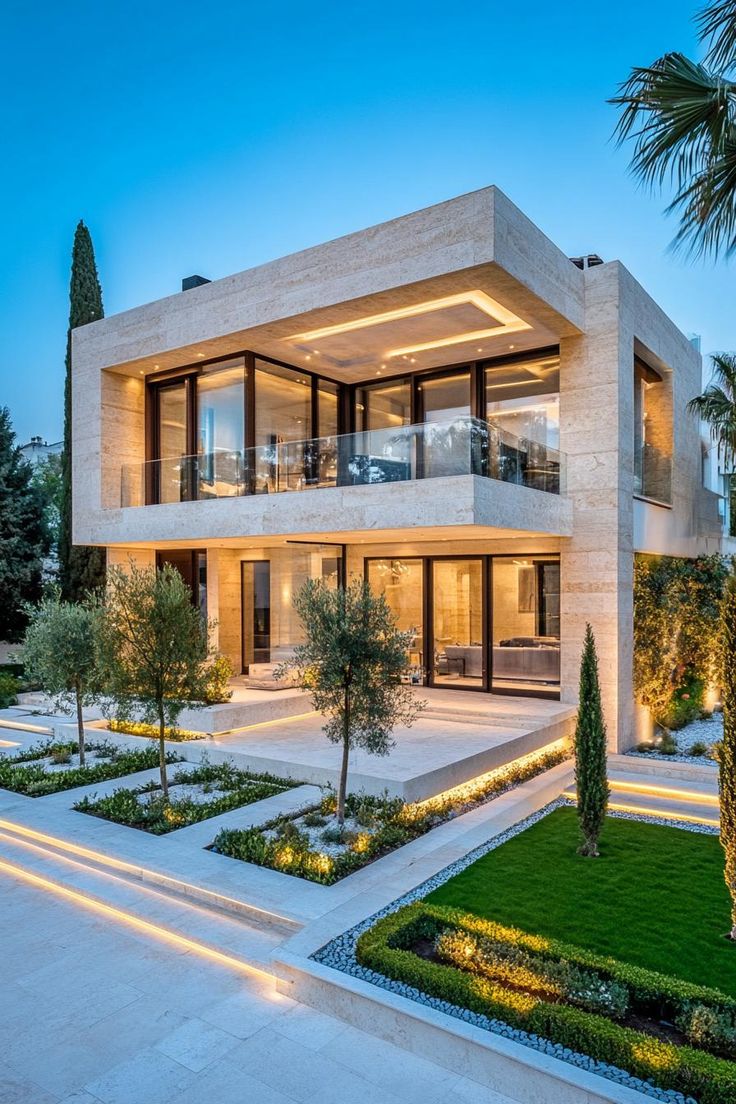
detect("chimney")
[569,254,604,270]
[181,274,211,292]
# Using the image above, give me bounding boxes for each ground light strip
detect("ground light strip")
[0,718,53,735]
[561,792,719,828]
[0,818,296,929]
[608,779,720,806]
[0,856,276,981]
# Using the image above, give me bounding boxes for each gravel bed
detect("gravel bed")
[627,713,721,765]
[313,798,705,1104]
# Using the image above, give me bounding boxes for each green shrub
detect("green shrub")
[657,730,679,755]
[690,741,709,757]
[0,740,180,797]
[665,673,706,730]
[0,671,20,708]
[356,904,736,1104]
[202,654,234,704]
[75,760,293,834]
[212,746,570,884]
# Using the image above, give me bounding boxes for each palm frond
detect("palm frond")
[697,0,736,71]
[688,353,736,468]
[668,131,736,255]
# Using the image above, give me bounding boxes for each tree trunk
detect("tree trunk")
[336,688,351,825]
[75,683,85,767]
[157,700,168,799]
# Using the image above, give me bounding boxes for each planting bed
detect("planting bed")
[211,743,569,884]
[315,803,736,1104]
[0,739,179,797]
[74,758,298,834]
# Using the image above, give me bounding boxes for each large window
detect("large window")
[484,355,559,449]
[366,559,424,683]
[197,360,245,498]
[634,356,672,503]
[491,557,560,692]
[356,378,411,432]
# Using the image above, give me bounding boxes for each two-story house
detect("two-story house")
[71,187,725,751]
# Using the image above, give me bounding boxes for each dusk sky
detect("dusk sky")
[2,0,732,445]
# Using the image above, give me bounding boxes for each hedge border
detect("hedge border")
[356,903,736,1104]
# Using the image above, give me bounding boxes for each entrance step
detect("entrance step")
[0,825,284,978]
[564,771,719,828]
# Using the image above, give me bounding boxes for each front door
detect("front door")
[429,558,486,690]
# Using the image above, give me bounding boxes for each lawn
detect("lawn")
[427,805,736,995]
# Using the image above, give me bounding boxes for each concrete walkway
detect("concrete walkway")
[1,871,515,1104]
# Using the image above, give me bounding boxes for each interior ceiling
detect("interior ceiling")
[114,268,566,384]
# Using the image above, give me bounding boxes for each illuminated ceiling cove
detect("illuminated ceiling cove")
[287,291,532,370]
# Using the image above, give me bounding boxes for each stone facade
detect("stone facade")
[71,186,720,752]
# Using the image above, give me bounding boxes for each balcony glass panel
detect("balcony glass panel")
[121,416,566,506]
[255,359,312,492]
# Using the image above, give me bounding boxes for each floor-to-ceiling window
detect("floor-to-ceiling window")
[153,379,189,503]
[418,371,473,479]
[196,360,245,498]
[491,556,560,693]
[365,552,561,697]
[484,354,560,491]
[366,558,424,683]
[430,558,485,688]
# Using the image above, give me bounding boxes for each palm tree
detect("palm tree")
[611,1,736,258]
[689,353,736,468]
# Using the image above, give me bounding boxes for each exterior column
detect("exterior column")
[559,263,635,752]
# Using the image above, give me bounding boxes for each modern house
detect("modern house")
[71,186,725,751]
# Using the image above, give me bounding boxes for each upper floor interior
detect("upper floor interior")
[70,185,723,555]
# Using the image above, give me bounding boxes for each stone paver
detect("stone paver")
[0,871,516,1104]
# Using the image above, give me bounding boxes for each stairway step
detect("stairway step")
[0,829,282,976]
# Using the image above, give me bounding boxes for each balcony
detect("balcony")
[634,441,672,505]
[120,416,566,508]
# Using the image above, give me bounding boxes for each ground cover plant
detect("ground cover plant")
[212,744,569,884]
[74,758,298,834]
[106,718,205,742]
[356,901,736,1104]
[0,739,178,797]
[428,806,736,995]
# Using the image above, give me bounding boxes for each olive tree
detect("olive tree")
[22,592,103,766]
[279,577,423,824]
[98,562,211,797]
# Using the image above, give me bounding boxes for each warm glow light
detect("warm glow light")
[0,818,296,928]
[562,795,719,828]
[0,856,275,979]
[289,290,531,349]
[609,780,719,807]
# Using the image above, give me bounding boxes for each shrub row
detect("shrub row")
[212,745,569,885]
[356,904,736,1104]
[107,719,205,742]
[74,759,296,834]
[0,740,181,797]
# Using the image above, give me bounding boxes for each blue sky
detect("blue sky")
[1,0,732,444]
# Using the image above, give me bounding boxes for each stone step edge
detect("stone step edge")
[0,815,302,934]
[0,846,279,981]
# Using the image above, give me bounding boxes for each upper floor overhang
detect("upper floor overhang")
[75,473,573,548]
[72,186,585,382]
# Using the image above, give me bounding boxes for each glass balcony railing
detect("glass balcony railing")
[634,442,672,504]
[120,416,566,507]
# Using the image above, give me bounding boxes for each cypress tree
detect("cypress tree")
[58,221,106,601]
[719,573,736,939]
[0,407,49,640]
[575,623,609,857]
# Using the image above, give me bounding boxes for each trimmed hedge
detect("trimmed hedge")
[356,904,736,1104]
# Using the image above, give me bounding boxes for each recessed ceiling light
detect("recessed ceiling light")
[305,355,312,361]
[197,353,205,358]
[509,344,515,350]
[154,363,160,369]
[477,348,483,353]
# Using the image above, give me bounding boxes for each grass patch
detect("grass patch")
[0,740,181,797]
[427,806,736,996]
[74,759,298,834]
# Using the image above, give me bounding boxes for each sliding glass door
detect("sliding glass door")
[491,557,560,693]
[429,558,486,689]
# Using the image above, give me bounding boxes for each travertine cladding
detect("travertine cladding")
[72,186,712,753]
[559,262,704,751]
[75,475,574,548]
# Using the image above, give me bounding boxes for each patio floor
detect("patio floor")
[205,689,575,801]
